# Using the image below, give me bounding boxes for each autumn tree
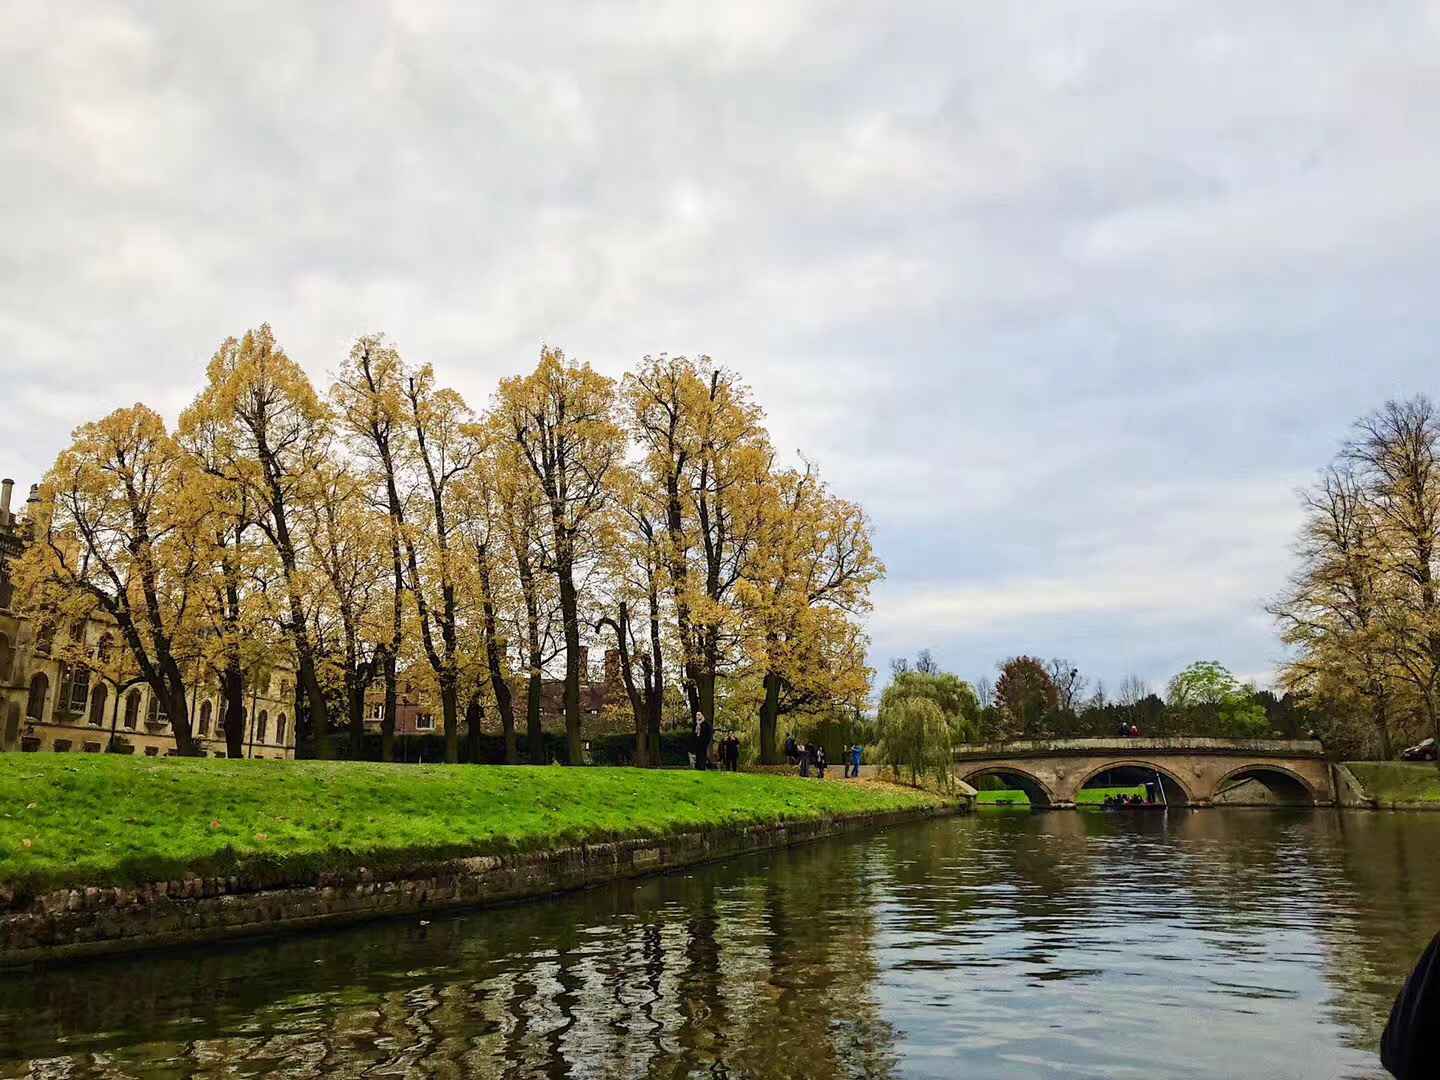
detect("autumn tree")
[1344,396,1440,763]
[596,468,670,766]
[331,334,412,761]
[181,325,337,756]
[993,656,1058,739]
[495,348,624,764]
[16,406,206,754]
[742,464,883,762]
[625,355,770,733]
[1271,465,1395,758]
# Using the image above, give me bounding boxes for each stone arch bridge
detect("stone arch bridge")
[955,738,1335,808]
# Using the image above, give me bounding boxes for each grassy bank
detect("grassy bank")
[0,757,952,893]
[1345,762,1440,804]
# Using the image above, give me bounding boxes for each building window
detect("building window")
[415,712,434,731]
[58,664,90,716]
[276,714,287,745]
[198,700,212,736]
[146,692,168,726]
[26,673,48,720]
[124,690,141,729]
[370,701,384,720]
[96,634,113,664]
[69,620,86,643]
[88,684,107,727]
[35,623,55,654]
[257,710,268,743]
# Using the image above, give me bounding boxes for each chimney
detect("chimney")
[577,645,590,682]
[0,479,11,526]
[604,648,620,686]
[25,484,39,509]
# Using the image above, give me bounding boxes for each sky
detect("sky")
[5,1,1440,696]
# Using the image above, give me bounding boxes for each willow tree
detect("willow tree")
[742,464,883,763]
[15,405,207,754]
[495,348,624,764]
[181,325,337,756]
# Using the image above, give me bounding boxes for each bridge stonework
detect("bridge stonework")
[954,738,1335,808]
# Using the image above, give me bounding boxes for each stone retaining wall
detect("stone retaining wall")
[1,802,959,968]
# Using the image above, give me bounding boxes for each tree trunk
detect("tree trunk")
[349,672,366,760]
[164,677,196,756]
[441,675,459,764]
[527,671,544,764]
[466,696,483,763]
[477,548,517,765]
[223,657,245,759]
[298,653,331,759]
[558,565,582,765]
[759,669,782,765]
[1371,681,1393,760]
[381,650,397,763]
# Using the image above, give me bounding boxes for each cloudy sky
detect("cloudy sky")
[5,1,1440,695]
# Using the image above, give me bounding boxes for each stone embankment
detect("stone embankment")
[1,802,960,967]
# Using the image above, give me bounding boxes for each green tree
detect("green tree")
[1167,661,1268,737]
[879,668,979,742]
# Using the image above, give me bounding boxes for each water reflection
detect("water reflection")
[3,810,1436,1078]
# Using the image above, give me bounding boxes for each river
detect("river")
[2,809,1437,1079]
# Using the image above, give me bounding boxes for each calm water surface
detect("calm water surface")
[2,809,1437,1079]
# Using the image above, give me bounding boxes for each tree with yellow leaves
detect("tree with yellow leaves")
[741,464,882,762]
[494,348,625,764]
[180,325,338,756]
[15,405,208,754]
[625,355,771,733]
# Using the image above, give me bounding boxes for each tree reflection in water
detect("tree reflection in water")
[3,811,1439,1078]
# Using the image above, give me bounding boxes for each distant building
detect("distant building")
[363,646,633,743]
[0,478,296,760]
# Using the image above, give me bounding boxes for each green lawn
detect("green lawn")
[974,785,1147,808]
[0,756,951,893]
[1345,762,1440,803]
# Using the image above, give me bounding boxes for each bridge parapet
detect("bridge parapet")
[955,737,1326,761]
[954,738,1332,807]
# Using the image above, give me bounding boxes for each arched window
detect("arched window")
[58,663,90,716]
[0,633,12,682]
[198,700,212,736]
[257,710,268,742]
[69,620,86,643]
[88,684,107,727]
[35,623,55,655]
[96,634,113,664]
[146,692,168,726]
[124,691,140,729]
[26,673,48,720]
[276,714,287,746]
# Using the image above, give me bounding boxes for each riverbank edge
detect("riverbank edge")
[1,800,963,968]
[1333,761,1440,811]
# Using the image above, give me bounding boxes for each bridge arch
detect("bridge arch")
[962,765,1056,807]
[1211,762,1317,804]
[1072,760,1195,805]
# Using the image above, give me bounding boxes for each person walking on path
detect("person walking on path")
[816,745,827,780]
[784,734,798,765]
[694,712,714,771]
[848,743,862,778]
[798,743,810,778]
